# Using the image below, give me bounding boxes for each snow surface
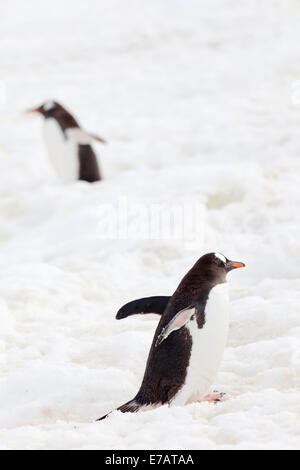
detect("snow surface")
[1,0,300,450]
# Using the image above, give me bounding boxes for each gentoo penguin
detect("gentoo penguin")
[98,252,245,419]
[28,101,106,183]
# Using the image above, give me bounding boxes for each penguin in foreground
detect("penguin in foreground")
[28,101,106,183]
[98,252,245,420]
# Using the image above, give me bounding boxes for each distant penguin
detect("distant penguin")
[98,252,245,419]
[28,101,106,183]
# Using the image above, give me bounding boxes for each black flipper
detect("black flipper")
[116,296,170,320]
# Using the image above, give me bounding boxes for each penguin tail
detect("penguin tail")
[96,412,111,421]
[117,399,142,414]
[96,398,143,421]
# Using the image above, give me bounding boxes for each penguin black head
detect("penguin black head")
[28,100,65,118]
[27,101,79,129]
[28,100,61,118]
[195,252,245,285]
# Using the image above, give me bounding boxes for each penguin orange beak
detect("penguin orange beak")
[226,260,245,272]
[27,107,41,113]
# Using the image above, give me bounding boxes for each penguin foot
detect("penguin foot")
[197,392,226,404]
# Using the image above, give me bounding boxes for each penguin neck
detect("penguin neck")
[172,266,227,310]
[181,264,226,292]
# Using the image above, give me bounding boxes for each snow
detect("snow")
[1,0,300,450]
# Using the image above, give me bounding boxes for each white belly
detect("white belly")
[171,283,229,406]
[43,119,79,182]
